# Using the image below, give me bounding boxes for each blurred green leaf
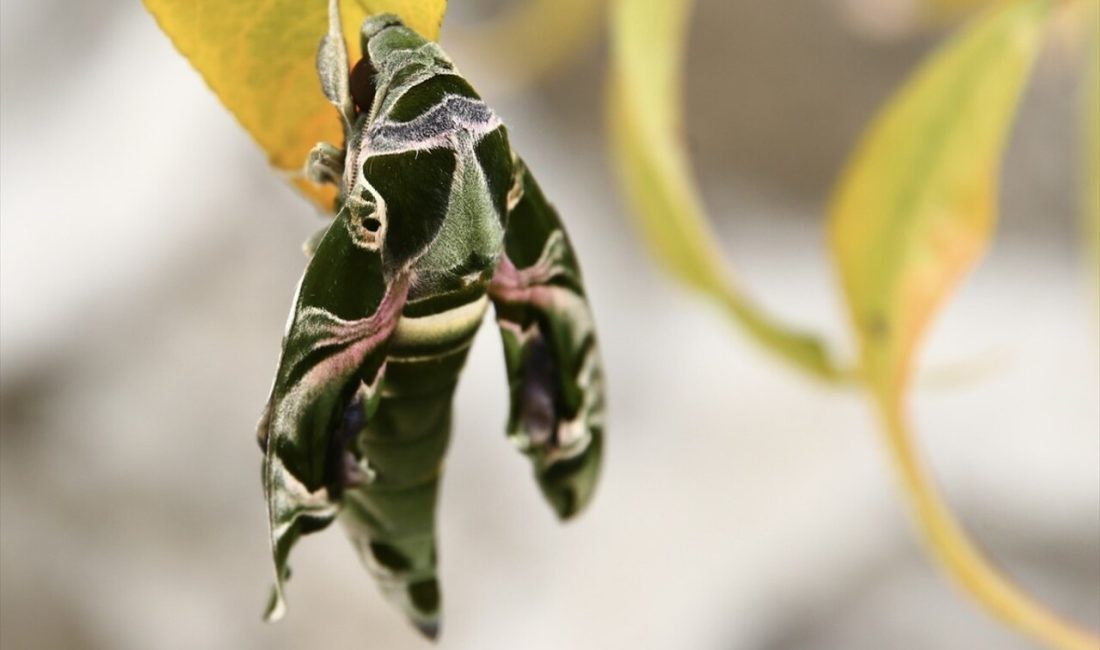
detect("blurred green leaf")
[828,1,1097,647]
[143,0,447,210]
[608,0,847,381]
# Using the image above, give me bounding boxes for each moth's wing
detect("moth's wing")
[489,157,605,519]
[257,210,408,621]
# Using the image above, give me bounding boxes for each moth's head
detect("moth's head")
[360,14,430,56]
[349,15,452,115]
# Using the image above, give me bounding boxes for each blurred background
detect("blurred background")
[1,0,1097,648]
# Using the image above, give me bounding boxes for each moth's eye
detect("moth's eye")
[350,58,378,112]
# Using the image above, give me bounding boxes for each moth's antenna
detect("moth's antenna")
[317,0,357,132]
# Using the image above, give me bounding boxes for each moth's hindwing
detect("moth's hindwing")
[489,157,605,519]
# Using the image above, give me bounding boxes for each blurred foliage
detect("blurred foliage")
[451,0,604,92]
[828,2,1096,648]
[142,0,446,209]
[609,0,1097,647]
[1085,4,1099,309]
[607,0,848,381]
[145,0,1098,647]
[829,0,1044,472]
[922,0,1005,21]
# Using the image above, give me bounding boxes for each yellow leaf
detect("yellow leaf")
[143,0,447,210]
[608,0,847,382]
[829,1,1098,647]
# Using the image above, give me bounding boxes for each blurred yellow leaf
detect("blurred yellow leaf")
[1084,3,1099,311]
[830,0,1045,394]
[608,0,847,381]
[452,0,605,93]
[143,0,446,210]
[829,1,1098,647]
[921,0,1002,22]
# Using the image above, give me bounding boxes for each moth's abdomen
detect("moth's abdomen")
[337,289,489,637]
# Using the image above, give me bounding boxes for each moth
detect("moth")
[256,4,605,638]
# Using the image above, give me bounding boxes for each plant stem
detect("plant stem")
[879,396,1099,650]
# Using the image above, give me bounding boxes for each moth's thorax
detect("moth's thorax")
[365,26,455,126]
[335,41,513,302]
[405,131,507,300]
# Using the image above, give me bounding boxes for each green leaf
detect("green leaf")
[828,1,1098,647]
[143,0,447,210]
[608,0,847,382]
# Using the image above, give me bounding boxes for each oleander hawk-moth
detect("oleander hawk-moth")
[256,6,605,638]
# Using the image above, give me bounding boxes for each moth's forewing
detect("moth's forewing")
[259,206,406,620]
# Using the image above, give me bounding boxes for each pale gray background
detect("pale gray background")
[1,1,1097,648]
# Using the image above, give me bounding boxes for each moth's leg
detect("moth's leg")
[301,225,330,259]
[257,210,409,620]
[300,142,344,258]
[317,0,356,130]
[303,0,355,254]
[301,140,349,256]
[302,143,347,260]
[304,141,345,188]
[489,156,605,520]
[339,338,479,639]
